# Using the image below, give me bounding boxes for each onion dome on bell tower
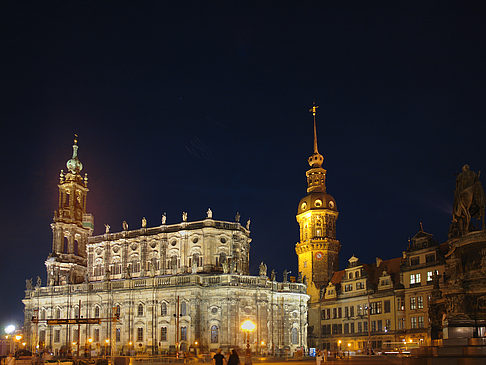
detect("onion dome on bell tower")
[295,104,341,303]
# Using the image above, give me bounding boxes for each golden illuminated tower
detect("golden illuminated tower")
[45,135,94,286]
[295,104,340,303]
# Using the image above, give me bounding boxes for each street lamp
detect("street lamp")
[241,320,256,365]
[337,340,342,358]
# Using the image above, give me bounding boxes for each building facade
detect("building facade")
[23,137,309,356]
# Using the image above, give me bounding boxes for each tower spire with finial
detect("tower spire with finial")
[309,102,319,154]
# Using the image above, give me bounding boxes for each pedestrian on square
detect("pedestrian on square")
[227,349,239,365]
[315,350,324,365]
[213,349,226,365]
[5,353,15,365]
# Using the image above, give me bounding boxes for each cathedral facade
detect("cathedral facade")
[23,138,309,356]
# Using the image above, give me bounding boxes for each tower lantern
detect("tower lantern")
[295,105,341,303]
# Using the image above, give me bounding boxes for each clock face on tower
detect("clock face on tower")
[315,251,324,260]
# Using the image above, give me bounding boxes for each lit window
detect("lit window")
[211,325,219,343]
[410,297,416,310]
[138,304,144,316]
[137,328,143,342]
[417,296,423,309]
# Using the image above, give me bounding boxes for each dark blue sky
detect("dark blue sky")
[1,1,486,327]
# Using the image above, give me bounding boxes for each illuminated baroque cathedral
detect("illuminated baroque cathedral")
[22,137,309,355]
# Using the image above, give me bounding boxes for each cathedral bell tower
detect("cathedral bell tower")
[295,105,341,303]
[45,135,94,286]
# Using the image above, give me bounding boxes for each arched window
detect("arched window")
[210,325,219,343]
[56,308,61,319]
[348,272,353,279]
[180,301,186,316]
[138,303,144,316]
[171,255,178,269]
[64,237,69,253]
[131,258,141,273]
[73,240,79,256]
[192,253,200,267]
[161,302,167,316]
[219,252,226,267]
[40,309,46,320]
[94,306,100,318]
[291,327,299,345]
[115,305,121,317]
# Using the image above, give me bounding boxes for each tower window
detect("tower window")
[74,240,79,256]
[64,237,69,253]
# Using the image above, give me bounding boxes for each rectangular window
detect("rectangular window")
[94,328,100,342]
[377,320,382,332]
[345,307,349,318]
[350,306,354,317]
[345,284,353,292]
[321,310,326,320]
[371,321,376,332]
[411,317,417,329]
[386,319,391,331]
[410,273,421,285]
[161,327,167,341]
[356,282,365,290]
[370,301,382,314]
[410,297,417,310]
[425,254,435,263]
[327,309,330,319]
[338,308,342,318]
[384,300,391,313]
[344,323,349,334]
[54,330,60,343]
[427,270,439,282]
[363,321,368,333]
[358,322,362,333]
[410,257,420,266]
[418,296,424,309]
[116,328,121,342]
[418,316,425,328]
[137,328,143,342]
[357,305,363,316]
[398,318,405,329]
[333,308,337,319]
[181,327,187,341]
[39,330,46,343]
[398,297,405,311]
[350,323,355,333]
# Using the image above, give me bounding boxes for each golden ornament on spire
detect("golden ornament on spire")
[74,133,78,145]
[309,102,320,155]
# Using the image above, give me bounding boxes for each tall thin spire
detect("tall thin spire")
[309,102,319,154]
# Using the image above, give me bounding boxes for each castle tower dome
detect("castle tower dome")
[295,104,341,303]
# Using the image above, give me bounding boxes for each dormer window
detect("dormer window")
[355,270,360,278]
[348,272,353,279]
[410,257,420,266]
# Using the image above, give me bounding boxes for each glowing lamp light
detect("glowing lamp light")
[22,342,26,347]
[194,341,198,346]
[15,335,22,341]
[347,343,351,347]
[338,340,342,345]
[409,339,413,343]
[88,338,93,343]
[72,342,77,346]
[241,320,256,332]
[261,341,265,346]
[105,339,110,344]
[5,325,15,334]
[128,341,133,346]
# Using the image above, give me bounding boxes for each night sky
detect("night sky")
[1,2,486,328]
